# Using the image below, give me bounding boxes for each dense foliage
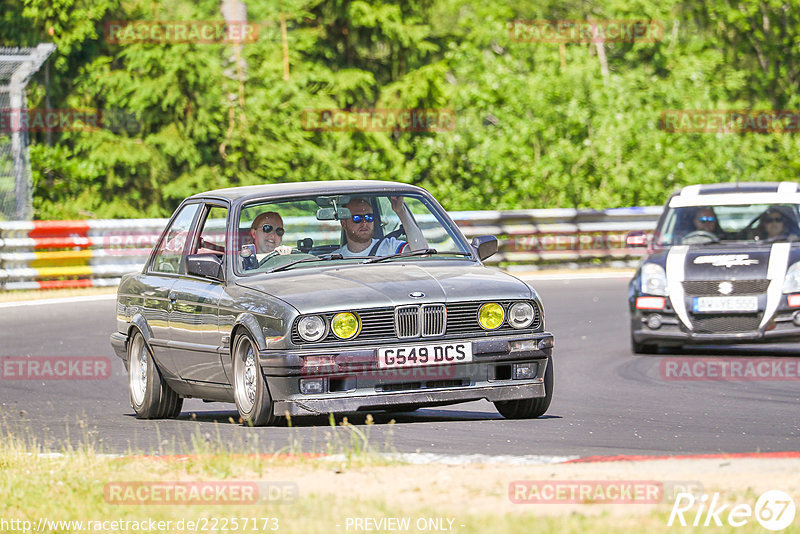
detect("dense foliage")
[2,0,799,219]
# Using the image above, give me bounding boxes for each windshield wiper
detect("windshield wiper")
[267,253,343,273]
[363,249,471,264]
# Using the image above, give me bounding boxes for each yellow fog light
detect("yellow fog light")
[478,303,504,330]
[331,312,361,339]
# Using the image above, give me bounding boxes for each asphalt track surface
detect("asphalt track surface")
[1,276,798,457]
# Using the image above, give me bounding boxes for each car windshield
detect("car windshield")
[234,192,471,274]
[654,203,800,246]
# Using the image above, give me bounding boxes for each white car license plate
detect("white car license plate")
[378,342,473,369]
[692,296,758,313]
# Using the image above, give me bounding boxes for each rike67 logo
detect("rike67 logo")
[669,490,796,531]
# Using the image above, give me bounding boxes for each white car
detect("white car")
[628,181,800,353]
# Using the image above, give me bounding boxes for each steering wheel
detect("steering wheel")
[680,230,720,244]
[256,251,280,268]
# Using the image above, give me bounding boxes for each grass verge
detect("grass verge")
[3,421,796,533]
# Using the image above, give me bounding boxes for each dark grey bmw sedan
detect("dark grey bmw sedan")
[110,180,554,425]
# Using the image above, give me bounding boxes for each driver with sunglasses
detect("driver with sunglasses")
[335,197,427,257]
[249,211,293,259]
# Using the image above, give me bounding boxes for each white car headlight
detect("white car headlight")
[783,262,800,294]
[297,315,326,342]
[641,263,668,296]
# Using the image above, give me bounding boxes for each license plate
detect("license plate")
[692,296,758,313]
[378,342,473,369]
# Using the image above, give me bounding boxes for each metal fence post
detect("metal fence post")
[0,43,56,221]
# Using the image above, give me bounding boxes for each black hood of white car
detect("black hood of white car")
[642,243,800,281]
[236,261,535,314]
[682,246,772,279]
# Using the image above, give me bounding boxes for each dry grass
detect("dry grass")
[2,419,794,533]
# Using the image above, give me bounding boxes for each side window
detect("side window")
[150,203,200,274]
[377,197,401,235]
[377,196,457,251]
[405,197,457,251]
[195,206,228,256]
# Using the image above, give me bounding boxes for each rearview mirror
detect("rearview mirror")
[187,254,224,280]
[316,207,352,221]
[471,235,498,261]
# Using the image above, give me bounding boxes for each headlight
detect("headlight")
[331,312,361,339]
[508,302,535,329]
[784,262,800,293]
[641,263,668,296]
[297,315,326,342]
[478,303,505,330]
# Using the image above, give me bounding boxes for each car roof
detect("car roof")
[668,181,800,207]
[188,180,427,203]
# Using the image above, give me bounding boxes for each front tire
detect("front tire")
[128,331,183,419]
[232,333,277,426]
[631,332,659,354]
[494,356,553,419]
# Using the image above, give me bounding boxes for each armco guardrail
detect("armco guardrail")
[0,207,661,291]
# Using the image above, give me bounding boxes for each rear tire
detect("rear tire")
[494,356,553,419]
[232,333,278,426]
[128,332,183,419]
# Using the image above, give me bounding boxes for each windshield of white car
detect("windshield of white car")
[654,203,800,246]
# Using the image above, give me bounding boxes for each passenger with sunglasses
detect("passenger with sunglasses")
[249,211,293,258]
[335,197,427,257]
[756,206,799,242]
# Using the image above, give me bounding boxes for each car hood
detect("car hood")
[236,261,534,313]
[683,246,772,279]
[661,243,799,280]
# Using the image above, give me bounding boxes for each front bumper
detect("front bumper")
[631,310,800,345]
[110,332,128,362]
[260,333,554,416]
[273,382,545,416]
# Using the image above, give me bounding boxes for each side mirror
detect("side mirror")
[471,235,498,261]
[625,231,649,248]
[187,253,224,280]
